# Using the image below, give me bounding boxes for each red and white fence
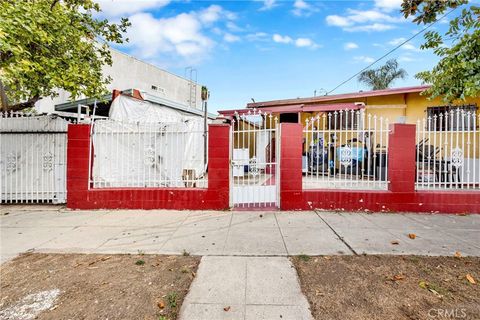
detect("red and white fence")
[415,109,480,190]
[303,110,390,190]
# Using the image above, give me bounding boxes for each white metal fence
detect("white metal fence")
[1,112,68,203]
[90,119,207,188]
[303,110,390,190]
[230,110,279,208]
[416,109,480,190]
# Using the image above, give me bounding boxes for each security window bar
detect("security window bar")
[426,105,477,131]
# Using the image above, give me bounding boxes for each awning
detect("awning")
[218,102,365,117]
[258,104,304,113]
[302,103,364,112]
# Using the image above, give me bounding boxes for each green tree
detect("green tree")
[401,0,479,102]
[0,0,130,110]
[357,59,408,90]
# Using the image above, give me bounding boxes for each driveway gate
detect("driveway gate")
[1,113,68,203]
[230,110,279,208]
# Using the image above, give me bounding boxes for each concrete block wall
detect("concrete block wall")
[279,123,480,214]
[66,124,229,210]
[66,121,479,213]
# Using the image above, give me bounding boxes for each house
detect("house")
[35,48,205,116]
[219,85,480,190]
[239,85,479,126]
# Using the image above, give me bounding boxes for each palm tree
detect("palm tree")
[357,59,407,90]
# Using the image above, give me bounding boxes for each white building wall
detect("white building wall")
[35,49,203,113]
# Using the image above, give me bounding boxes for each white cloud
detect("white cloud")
[273,34,293,44]
[354,56,375,63]
[374,0,403,12]
[344,23,395,32]
[246,32,269,41]
[272,34,318,48]
[344,42,359,50]
[326,5,404,32]
[388,37,406,45]
[226,21,244,32]
[398,55,416,62]
[198,5,229,24]
[326,15,351,27]
[375,0,403,12]
[96,0,170,18]
[347,9,400,24]
[388,38,420,51]
[117,4,238,65]
[125,12,213,62]
[292,0,317,17]
[295,38,313,47]
[259,0,277,11]
[224,33,240,43]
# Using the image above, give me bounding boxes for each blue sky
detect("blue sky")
[97,0,456,112]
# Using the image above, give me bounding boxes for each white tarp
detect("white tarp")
[91,95,206,187]
[109,94,191,123]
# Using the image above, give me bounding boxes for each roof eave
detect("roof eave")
[247,85,431,109]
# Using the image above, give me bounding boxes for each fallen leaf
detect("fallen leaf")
[466,274,476,284]
[391,240,400,245]
[454,251,462,258]
[324,256,331,260]
[157,300,165,309]
[386,274,405,282]
[408,233,416,239]
[224,306,231,312]
[315,289,324,296]
[428,288,443,298]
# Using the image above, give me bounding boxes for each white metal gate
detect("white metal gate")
[230,110,279,208]
[0,113,68,203]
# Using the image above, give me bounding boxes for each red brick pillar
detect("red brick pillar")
[280,123,303,209]
[66,124,91,208]
[206,124,230,209]
[388,123,416,193]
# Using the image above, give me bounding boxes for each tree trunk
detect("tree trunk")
[0,81,8,111]
[3,96,41,112]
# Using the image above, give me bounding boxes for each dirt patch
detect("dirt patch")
[0,253,200,320]
[292,255,480,320]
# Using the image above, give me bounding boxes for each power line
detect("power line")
[326,8,457,95]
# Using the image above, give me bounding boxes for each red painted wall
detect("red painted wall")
[280,123,480,214]
[67,124,230,210]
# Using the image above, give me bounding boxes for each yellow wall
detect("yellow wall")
[405,93,480,123]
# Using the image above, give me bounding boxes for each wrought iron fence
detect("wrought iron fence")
[303,110,390,190]
[1,111,68,203]
[90,119,207,188]
[415,109,480,190]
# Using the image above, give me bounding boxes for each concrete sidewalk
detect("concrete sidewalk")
[1,206,479,263]
[179,256,313,320]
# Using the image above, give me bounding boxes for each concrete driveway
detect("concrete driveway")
[1,206,479,263]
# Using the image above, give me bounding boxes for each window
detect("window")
[279,113,299,123]
[426,105,477,131]
[326,110,360,129]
